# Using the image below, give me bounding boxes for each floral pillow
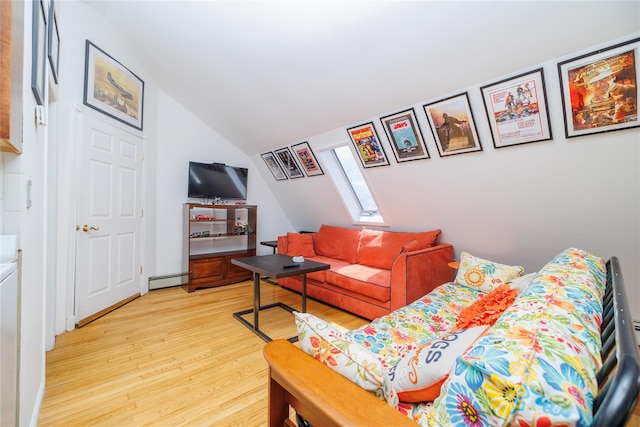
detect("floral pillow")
[389,326,488,403]
[454,252,524,292]
[294,311,398,408]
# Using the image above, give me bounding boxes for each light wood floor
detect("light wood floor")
[38,280,368,426]
[39,280,640,426]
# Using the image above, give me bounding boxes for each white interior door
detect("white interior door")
[75,113,143,324]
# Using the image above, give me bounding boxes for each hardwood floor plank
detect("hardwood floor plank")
[39,280,367,426]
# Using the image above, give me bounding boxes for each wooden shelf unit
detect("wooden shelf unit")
[183,203,257,292]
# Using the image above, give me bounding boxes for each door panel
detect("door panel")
[75,113,142,323]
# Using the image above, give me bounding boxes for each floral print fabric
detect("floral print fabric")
[427,248,606,427]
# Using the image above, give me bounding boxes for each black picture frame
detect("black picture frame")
[83,40,145,131]
[47,1,60,84]
[423,92,483,157]
[274,147,305,179]
[346,122,390,168]
[31,0,47,105]
[380,108,430,162]
[557,37,639,138]
[480,68,552,149]
[291,141,324,176]
[261,151,288,181]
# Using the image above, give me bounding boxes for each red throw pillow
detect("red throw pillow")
[286,233,316,258]
[455,284,517,330]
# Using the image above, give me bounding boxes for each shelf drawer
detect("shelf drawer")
[191,258,224,280]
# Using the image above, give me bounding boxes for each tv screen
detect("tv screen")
[188,162,248,200]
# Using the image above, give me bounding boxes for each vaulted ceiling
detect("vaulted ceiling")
[84,1,638,155]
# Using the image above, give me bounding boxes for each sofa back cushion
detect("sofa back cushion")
[286,232,316,257]
[314,225,361,264]
[357,229,441,270]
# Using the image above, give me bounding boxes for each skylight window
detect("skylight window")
[318,144,384,225]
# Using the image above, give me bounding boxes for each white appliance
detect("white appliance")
[1,235,18,426]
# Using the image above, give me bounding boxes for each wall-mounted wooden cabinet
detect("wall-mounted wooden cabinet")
[0,0,20,154]
[182,204,257,292]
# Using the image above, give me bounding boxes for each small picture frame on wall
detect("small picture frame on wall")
[274,147,305,179]
[291,142,324,177]
[558,37,639,138]
[31,0,47,105]
[261,151,288,181]
[380,108,430,163]
[83,40,145,131]
[346,122,390,168]
[423,92,482,157]
[480,68,552,149]
[47,1,60,84]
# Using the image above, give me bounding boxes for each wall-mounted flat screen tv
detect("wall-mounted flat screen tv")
[188,161,248,200]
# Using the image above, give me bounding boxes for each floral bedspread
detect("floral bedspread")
[426,248,606,427]
[346,282,484,367]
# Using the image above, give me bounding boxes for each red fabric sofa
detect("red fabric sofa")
[277,225,454,320]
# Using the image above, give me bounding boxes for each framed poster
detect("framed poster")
[31,0,47,105]
[47,0,60,84]
[83,40,145,131]
[480,68,552,148]
[291,141,324,176]
[261,151,288,181]
[346,122,390,168]
[380,108,430,162]
[558,37,639,138]
[423,92,482,157]
[274,147,305,179]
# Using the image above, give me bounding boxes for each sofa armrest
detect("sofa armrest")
[264,339,418,427]
[390,243,454,308]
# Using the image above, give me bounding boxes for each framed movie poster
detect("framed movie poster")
[558,37,639,138]
[83,40,145,131]
[346,122,390,168]
[291,141,324,177]
[380,108,430,162]
[423,92,482,157]
[481,68,552,148]
[274,147,305,179]
[261,151,288,181]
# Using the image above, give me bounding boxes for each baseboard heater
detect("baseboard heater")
[148,272,189,290]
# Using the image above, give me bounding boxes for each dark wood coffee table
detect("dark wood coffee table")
[231,254,330,342]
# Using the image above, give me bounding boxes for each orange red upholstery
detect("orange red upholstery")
[278,225,454,320]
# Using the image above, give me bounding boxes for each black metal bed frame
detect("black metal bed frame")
[592,256,640,426]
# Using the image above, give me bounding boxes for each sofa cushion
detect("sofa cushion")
[314,225,361,264]
[454,252,524,292]
[286,232,316,257]
[294,311,399,408]
[357,229,441,270]
[390,325,489,403]
[326,264,391,302]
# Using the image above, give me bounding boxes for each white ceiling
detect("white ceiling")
[84,1,639,155]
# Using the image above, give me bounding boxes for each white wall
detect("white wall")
[154,90,294,276]
[253,33,640,320]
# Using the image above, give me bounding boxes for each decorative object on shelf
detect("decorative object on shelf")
[346,122,390,168]
[380,108,430,163]
[480,68,552,149]
[235,218,253,235]
[423,92,483,157]
[83,40,145,131]
[274,147,305,179]
[291,141,324,177]
[261,151,288,181]
[47,0,60,84]
[558,37,639,138]
[31,0,47,105]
